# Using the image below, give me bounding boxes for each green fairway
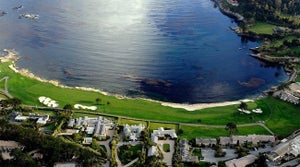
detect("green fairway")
[33,110,56,117]
[118,118,147,126]
[149,122,178,131]
[179,125,271,140]
[259,97,300,138]
[248,22,277,35]
[0,62,270,125]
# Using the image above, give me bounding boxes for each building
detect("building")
[36,115,50,124]
[0,140,24,160]
[225,154,257,167]
[269,134,300,161]
[123,124,145,141]
[13,113,49,125]
[195,138,217,146]
[83,137,93,145]
[152,127,177,139]
[67,116,114,139]
[147,127,177,157]
[179,139,199,162]
[53,162,77,167]
[219,135,275,146]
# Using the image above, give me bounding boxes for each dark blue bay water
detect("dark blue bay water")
[0,0,288,103]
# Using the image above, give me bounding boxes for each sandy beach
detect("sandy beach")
[2,48,256,111]
[161,99,254,111]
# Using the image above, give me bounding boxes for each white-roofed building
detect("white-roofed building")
[83,137,93,144]
[152,127,177,139]
[123,124,145,141]
[68,116,114,139]
[36,115,49,124]
[269,134,300,161]
[147,127,177,157]
[148,146,158,157]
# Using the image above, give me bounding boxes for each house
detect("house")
[13,113,50,125]
[147,127,177,157]
[67,116,114,139]
[123,124,145,141]
[36,115,50,124]
[195,138,217,146]
[219,137,231,146]
[225,154,257,167]
[148,146,158,157]
[179,139,199,162]
[53,162,77,167]
[269,134,300,161]
[219,135,275,146]
[83,137,93,144]
[0,140,24,160]
[152,127,177,139]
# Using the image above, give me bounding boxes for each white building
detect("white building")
[148,146,158,157]
[123,124,145,141]
[147,127,177,157]
[152,127,177,139]
[269,134,300,161]
[68,116,114,138]
[83,137,93,144]
[13,113,49,125]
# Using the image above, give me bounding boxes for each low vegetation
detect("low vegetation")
[247,22,276,35]
[117,144,143,165]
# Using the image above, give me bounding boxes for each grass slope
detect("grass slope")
[260,97,300,138]
[248,22,276,35]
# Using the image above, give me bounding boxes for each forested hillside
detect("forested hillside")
[227,0,300,27]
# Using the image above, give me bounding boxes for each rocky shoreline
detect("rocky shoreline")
[213,0,245,22]
[214,0,300,99]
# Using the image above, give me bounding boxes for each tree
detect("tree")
[225,122,237,136]
[10,98,22,109]
[96,97,102,104]
[63,104,73,111]
[239,102,248,110]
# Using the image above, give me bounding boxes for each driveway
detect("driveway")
[201,148,237,163]
[98,129,115,167]
[157,139,175,166]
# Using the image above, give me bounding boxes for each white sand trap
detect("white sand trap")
[74,104,97,111]
[38,96,46,103]
[252,108,263,113]
[38,96,59,108]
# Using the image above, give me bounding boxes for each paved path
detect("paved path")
[97,129,114,167]
[0,76,12,98]
[201,148,237,163]
[157,139,175,166]
[123,158,138,167]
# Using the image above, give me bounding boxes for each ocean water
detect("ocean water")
[0,0,288,103]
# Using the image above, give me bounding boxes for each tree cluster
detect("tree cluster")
[0,120,105,166]
[227,0,300,28]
